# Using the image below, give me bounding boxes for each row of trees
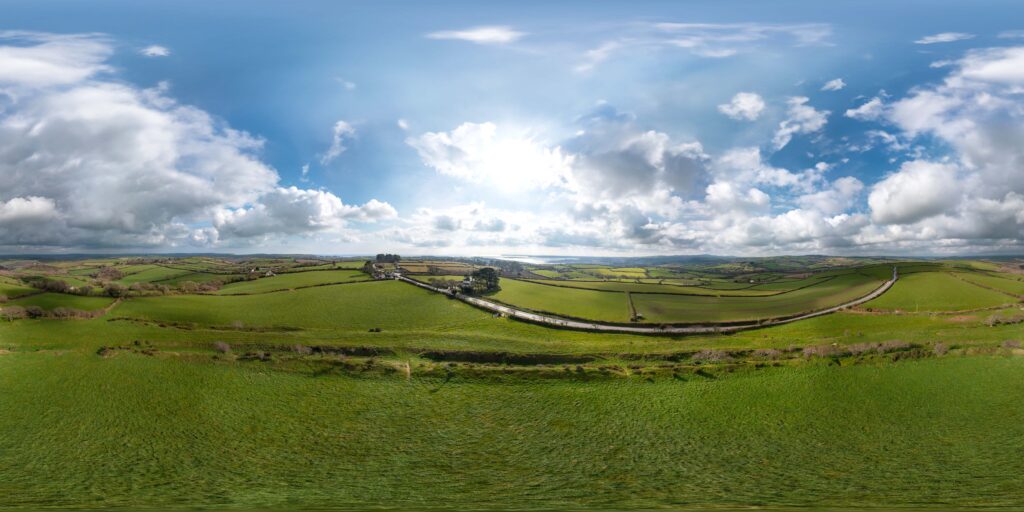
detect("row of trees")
[375,253,401,263]
[1,305,102,321]
[23,276,229,298]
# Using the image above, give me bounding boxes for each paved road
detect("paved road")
[398,266,898,335]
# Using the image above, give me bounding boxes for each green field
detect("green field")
[864,272,1016,312]
[118,265,195,284]
[116,280,487,330]
[492,279,632,322]
[495,273,885,324]
[0,277,37,298]
[632,273,884,323]
[0,353,1023,509]
[8,293,114,311]
[955,271,1024,296]
[2,255,1024,510]
[522,279,779,296]
[214,270,369,294]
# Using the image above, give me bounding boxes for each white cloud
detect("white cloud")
[426,26,524,45]
[821,78,845,91]
[717,92,765,121]
[0,196,58,224]
[0,31,112,87]
[914,32,975,45]
[715,147,824,192]
[868,161,960,225]
[215,187,396,239]
[140,45,170,57]
[797,176,863,215]
[0,32,390,250]
[998,30,1024,39]
[405,122,573,189]
[705,181,770,214]
[845,97,885,121]
[773,96,829,149]
[566,123,710,208]
[955,46,1024,84]
[396,118,409,130]
[320,120,355,165]
[865,130,908,152]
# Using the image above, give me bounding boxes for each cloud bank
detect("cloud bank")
[0,32,394,250]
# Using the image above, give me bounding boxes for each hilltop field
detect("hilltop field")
[1,254,1023,509]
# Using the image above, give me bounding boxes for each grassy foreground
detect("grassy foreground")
[0,352,1022,510]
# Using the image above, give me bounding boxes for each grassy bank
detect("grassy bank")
[0,353,1022,509]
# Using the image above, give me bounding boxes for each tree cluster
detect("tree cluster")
[375,254,401,263]
[468,267,501,294]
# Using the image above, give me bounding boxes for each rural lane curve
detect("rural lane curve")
[397,266,898,335]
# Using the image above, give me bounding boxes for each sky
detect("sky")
[1,0,1024,257]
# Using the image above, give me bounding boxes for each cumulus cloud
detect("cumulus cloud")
[395,44,1024,255]
[405,122,573,189]
[772,96,829,149]
[717,92,765,121]
[845,97,885,121]
[320,120,355,165]
[954,46,1024,84]
[714,147,822,192]
[140,45,170,57]
[798,176,864,215]
[868,161,960,225]
[0,31,112,87]
[565,114,710,209]
[426,26,524,45]
[914,32,974,44]
[821,78,845,91]
[0,32,392,250]
[215,187,395,239]
[887,45,1024,194]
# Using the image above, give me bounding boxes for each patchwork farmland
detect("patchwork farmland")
[1,254,1023,509]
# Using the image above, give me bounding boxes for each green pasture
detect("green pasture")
[521,278,778,296]
[8,293,114,311]
[0,277,37,298]
[632,273,884,323]
[864,271,1017,312]
[530,269,561,278]
[214,270,369,294]
[118,265,194,284]
[114,280,493,330]
[955,271,1024,296]
[492,279,632,322]
[0,354,1020,510]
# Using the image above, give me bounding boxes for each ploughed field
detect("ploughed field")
[2,255,1024,509]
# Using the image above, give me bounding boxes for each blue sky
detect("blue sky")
[2,0,1024,256]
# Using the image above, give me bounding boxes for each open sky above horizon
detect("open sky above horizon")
[1,0,1024,257]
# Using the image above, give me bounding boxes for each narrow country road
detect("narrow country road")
[397,266,898,335]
